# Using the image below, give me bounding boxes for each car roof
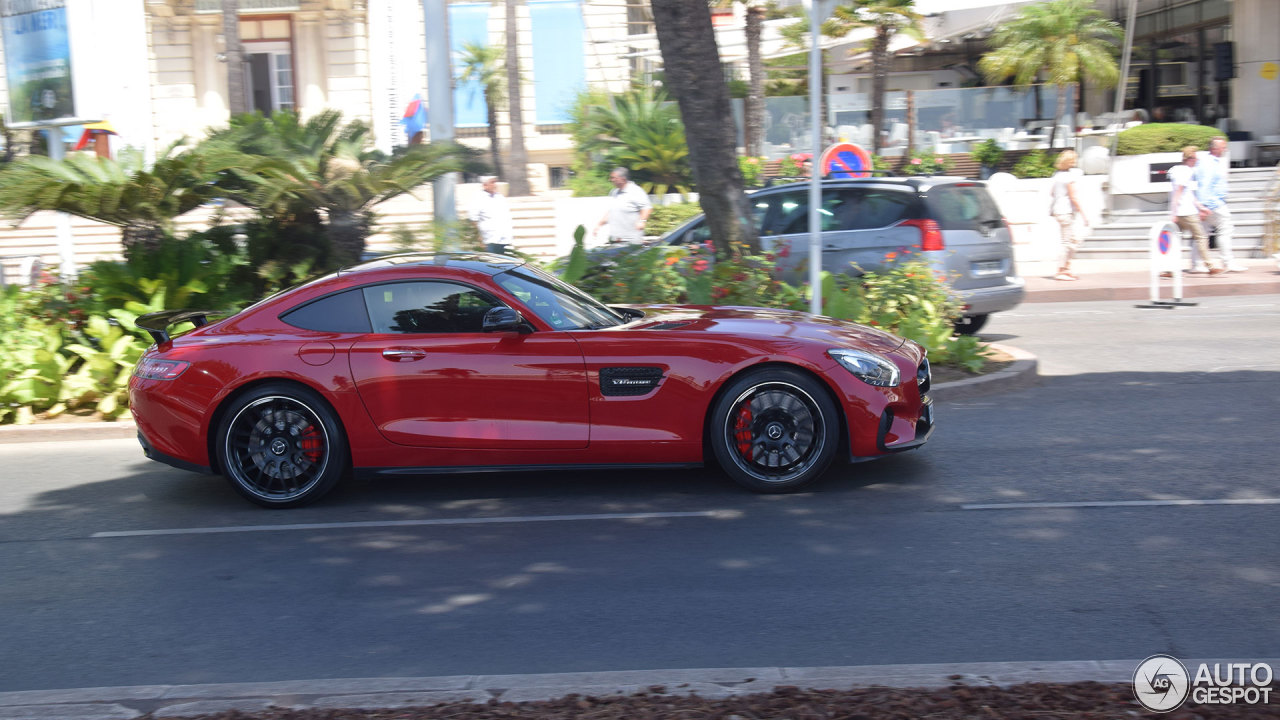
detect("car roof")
[340,252,523,277]
[762,175,983,193]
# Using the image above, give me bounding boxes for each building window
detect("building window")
[244,41,295,113]
[240,17,294,114]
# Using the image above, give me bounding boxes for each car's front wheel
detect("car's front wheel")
[216,383,348,508]
[710,368,840,493]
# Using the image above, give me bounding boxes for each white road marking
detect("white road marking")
[90,510,739,538]
[961,498,1280,511]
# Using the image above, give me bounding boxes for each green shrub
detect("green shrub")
[555,244,987,372]
[568,167,613,197]
[646,202,704,236]
[1011,150,1056,178]
[738,156,769,187]
[1115,123,1221,156]
[971,139,1004,168]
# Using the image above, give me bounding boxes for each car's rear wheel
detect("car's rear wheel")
[710,368,839,493]
[216,384,347,508]
[954,313,989,335]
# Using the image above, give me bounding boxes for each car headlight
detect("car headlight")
[827,348,901,387]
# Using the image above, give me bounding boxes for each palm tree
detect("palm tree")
[575,86,693,196]
[744,4,766,158]
[978,0,1121,148]
[650,0,760,256]
[828,0,924,154]
[457,42,506,178]
[503,0,531,196]
[0,142,236,259]
[221,0,247,115]
[206,110,477,264]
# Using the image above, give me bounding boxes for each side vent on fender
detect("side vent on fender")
[599,367,665,397]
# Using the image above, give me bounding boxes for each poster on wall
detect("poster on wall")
[2,0,76,124]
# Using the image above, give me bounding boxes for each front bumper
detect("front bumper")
[875,396,934,453]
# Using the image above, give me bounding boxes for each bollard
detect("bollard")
[1136,220,1198,309]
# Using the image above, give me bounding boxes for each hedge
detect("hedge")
[1115,123,1222,156]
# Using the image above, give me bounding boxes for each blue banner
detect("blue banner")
[2,0,75,123]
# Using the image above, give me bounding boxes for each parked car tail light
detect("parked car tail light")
[133,358,190,380]
[901,219,944,251]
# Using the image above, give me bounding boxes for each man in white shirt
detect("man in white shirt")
[1169,146,1224,276]
[469,176,513,252]
[595,167,653,243]
[1194,136,1245,272]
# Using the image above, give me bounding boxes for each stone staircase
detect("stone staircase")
[1077,167,1275,260]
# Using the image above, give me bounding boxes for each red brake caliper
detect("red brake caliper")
[734,404,753,457]
[298,425,323,463]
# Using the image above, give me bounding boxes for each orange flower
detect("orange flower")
[665,256,679,266]
[885,252,898,261]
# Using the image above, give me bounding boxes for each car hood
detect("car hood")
[619,305,909,356]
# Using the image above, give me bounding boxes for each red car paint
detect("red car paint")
[129,253,932,500]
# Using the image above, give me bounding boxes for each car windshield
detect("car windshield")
[495,265,626,330]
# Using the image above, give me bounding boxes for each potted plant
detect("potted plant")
[971,139,1004,179]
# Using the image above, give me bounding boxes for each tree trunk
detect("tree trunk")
[504,0,531,195]
[870,27,891,154]
[651,0,760,257]
[744,5,765,158]
[221,0,247,116]
[486,93,503,178]
[327,209,374,266]
[1050,83,1067,149]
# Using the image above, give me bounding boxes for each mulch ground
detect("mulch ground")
[160,682,1280,720]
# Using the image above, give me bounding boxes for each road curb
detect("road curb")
[0,660,1157,719]
[930,342,1038,401]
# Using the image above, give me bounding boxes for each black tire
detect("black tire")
[215,383,348,508]
[709,368,840,493]
[954,313,989,335]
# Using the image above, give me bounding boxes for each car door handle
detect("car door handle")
[382,347,426,362]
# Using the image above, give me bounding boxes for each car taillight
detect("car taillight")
[133,358,190,380]
[901,219,944,251]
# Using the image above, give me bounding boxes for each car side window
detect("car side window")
[846,190,913,229]
[362,281,502,334]
[280,289,372,333]
[774,190,854,235]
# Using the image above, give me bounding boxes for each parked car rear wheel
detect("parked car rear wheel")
[954,313,989,335]
[710,368,839,493]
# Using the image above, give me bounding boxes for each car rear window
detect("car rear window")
[281,289,372,333]
[925,184,1002,231]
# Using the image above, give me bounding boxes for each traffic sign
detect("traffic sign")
[819,142,873,179]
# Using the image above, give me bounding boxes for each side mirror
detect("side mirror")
[482,306,526,333]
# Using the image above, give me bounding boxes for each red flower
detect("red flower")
[910,158,922,165]
[693,259,710,273]
[777,245,791,259]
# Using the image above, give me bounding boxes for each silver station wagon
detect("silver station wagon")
[661,176,1025,334]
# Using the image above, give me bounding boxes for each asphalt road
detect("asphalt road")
[1,295,1278,693]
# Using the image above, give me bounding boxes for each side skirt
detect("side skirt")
[354,462,703,480]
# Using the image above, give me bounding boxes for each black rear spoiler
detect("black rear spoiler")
[136,309,224,344]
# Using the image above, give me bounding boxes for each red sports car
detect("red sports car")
[129,253,934,507]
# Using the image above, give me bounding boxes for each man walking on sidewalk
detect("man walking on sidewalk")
[1193,136,1246,272]
[1170,146,1225,276]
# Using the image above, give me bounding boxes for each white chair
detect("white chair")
[887,123,908,146]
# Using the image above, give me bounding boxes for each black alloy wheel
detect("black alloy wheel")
[710,368,839,492]
[216,383,348,508]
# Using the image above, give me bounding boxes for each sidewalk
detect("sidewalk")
[1018,257,1280,303]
